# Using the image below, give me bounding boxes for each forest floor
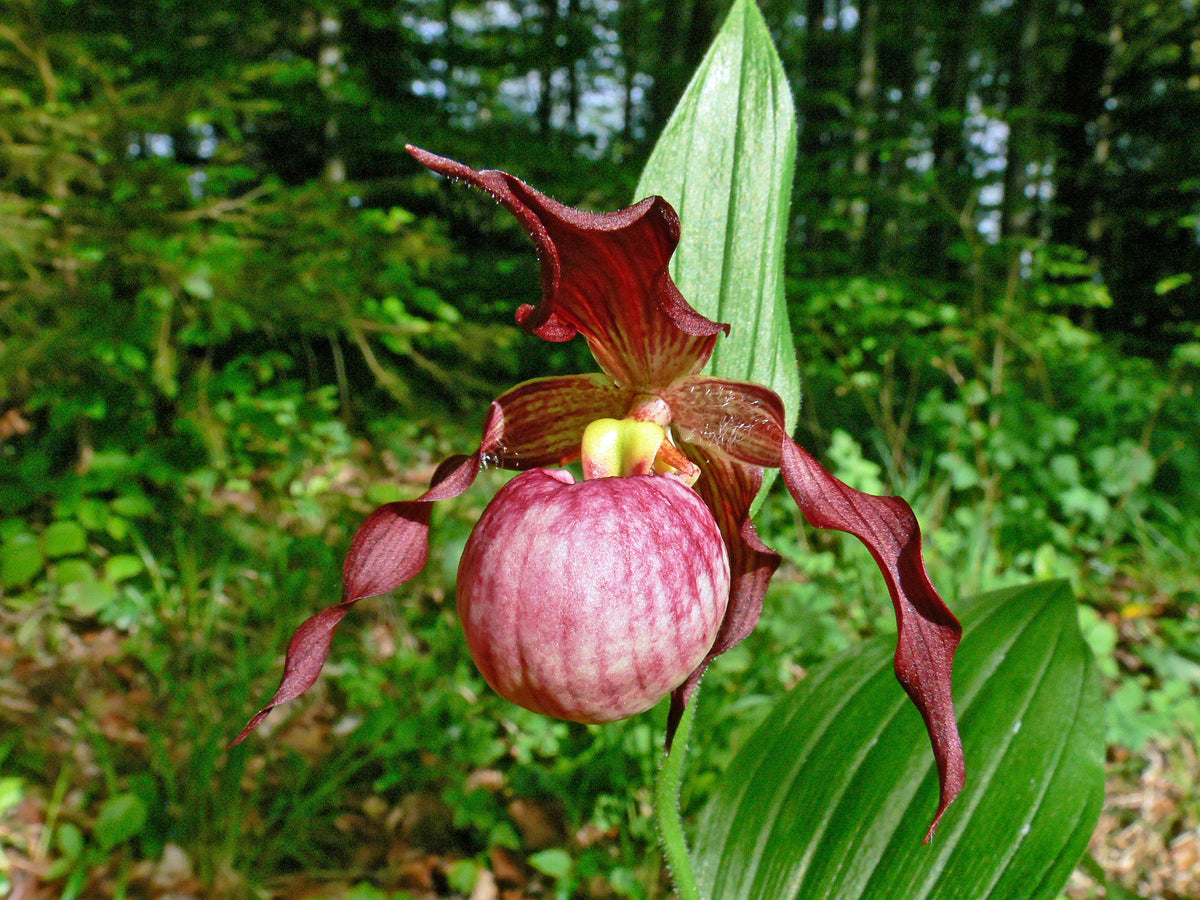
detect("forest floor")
[2,599,1198,900]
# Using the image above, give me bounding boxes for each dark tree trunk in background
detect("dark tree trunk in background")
[796,0,849,255]
[648,0,684,133]
[620,0,642,141]
[442,0,455,53]
[1050,3,1116,332]
[924,0,978,279]
[643,0,714,137]
[1000,0,1047,241]
[538,0,560,137]
[799,0,832,164]
[874,0,919,268]
[684,0,718,74]
[1051,3,1113,256]
[565,0,580,134]
[849,0,880,262]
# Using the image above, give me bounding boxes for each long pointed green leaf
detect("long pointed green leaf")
[693,581,1105,900]
[635,0,800,446]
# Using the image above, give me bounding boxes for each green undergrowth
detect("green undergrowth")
[2,241,1198,900]
[3,360,1197,899]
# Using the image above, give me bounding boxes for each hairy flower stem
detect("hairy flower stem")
[655,698,703,900]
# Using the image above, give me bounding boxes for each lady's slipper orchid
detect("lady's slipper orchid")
[235,147,965,840]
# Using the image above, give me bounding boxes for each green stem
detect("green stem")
[655,700,703,900]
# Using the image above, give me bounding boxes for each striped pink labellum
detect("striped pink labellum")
[459,468,730,723]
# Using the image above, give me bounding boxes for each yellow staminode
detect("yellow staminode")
[581,418,667,479]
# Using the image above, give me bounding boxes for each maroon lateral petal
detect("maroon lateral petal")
[408,146,727,389]
[779,439,964,842]
[666,446,780,749]
[233,402,510,744]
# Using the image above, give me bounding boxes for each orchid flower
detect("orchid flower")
[235,147,965,840]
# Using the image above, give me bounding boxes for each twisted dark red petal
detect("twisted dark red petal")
[667,447,780,749]
[231,451,484,746]
[407,146,727,389]
[779,440,964,842]
[668,374,964,841]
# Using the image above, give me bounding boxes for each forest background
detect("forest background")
[1,0,1199,897]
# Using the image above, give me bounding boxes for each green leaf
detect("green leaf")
[93,793,147,852]
[74,498,109,531]
[181,268,214,299]
[56,822,85,859]
[60,577,119,617]
[51,558,95,586]
[528,848,572,880]
[693,581,1104,900]
[44,822,86,881]
[1,532,44,588]
[635,0,800,498]
[104,554,145,583]
[445,858,479,894]
[0,777,23,817]
[111,493,154,518]
[1154,272,1192,295]
[42,520,88,558]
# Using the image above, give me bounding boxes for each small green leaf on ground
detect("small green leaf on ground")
[528,848,573,880]
[93,793,148,852]
[43,521,88,558]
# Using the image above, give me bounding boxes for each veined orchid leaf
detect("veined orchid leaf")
[692,580,1104,900]
[635,0,801,464]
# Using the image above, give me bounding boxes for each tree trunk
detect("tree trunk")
[316,8,345,183]
[620,0,642,141]
[799,0,831,163]
[565,0,580,134]
[849,0,880,260]
[926,0,979,278]
[538,0,560,137]
[1000,0,1047,240]
[1050,2,1114,254]
[648,0,683,134]
[684,0,718,74]
[797,0,834,252]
